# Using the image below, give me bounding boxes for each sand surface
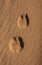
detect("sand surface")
[0,0,42,65]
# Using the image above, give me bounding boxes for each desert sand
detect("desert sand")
[0,0,42,65]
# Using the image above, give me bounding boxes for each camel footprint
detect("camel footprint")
[9,36,24,54]
[17,13,29,28]
[9,13,29,54]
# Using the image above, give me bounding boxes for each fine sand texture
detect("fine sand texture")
[0,0,42,65]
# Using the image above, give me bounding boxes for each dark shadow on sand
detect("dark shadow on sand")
[18,36,24,49]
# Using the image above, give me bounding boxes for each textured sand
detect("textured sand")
[0,0,42,65]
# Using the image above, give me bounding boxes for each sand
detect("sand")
[0,0,42,65]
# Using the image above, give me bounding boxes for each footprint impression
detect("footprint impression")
[9,36,24,54]
[9,13,29,54]
[17,13,29,28]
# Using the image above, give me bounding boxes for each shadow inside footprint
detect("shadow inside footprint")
[13,37,17,41]
[25,13,29,26]
[18,36,24,49]
[21,15,23,19]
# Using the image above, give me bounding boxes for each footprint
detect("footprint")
[9,36,24,54]
[9,37,21,53]
[17,14,29,28]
